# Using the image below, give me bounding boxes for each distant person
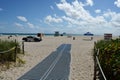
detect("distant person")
[73,37,75,40]
[91,37,93,40]
[8,35,12,39]
[37,33,43,41]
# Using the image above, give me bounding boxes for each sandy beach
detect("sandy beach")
[0,35,104,80]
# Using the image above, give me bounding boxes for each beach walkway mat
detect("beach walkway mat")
[18,44,71,80]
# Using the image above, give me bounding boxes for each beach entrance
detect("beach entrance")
[18,44,71,80]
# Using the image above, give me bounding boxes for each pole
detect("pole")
[94,41,97,80]
[22,41,24,54]
[14,39,17,62]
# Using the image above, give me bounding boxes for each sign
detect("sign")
[104,33,112,40]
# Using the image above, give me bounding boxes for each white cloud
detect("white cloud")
[97,10,120,28]
[110,13,120,27]
[114,0,120,8]
[62,16,87,26]
[56,0,107,33]
[56,0,92,20]
[43,0,120,35]
[45,15,63,23]
[111,21,120,27]
[62,16,75,24]
[103,9,117,21]
[16,16,36,29]
[86,0,93,6]
[17,16,27,22]
[0,8,3,11]
[27,22,34,28]
[95,9,101,13]
[14,22,24,29]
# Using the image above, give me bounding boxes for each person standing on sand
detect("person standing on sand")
[73,37,75,40]
[37,33,43,41]
[91,37,93,40]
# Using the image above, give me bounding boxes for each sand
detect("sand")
[0,35,105,80]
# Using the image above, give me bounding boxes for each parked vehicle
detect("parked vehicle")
[22,36,41,42]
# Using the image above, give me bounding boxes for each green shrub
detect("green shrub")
[95,39,120,80]
[0,40,21,62]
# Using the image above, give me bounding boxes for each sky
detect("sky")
[0,0,120,35]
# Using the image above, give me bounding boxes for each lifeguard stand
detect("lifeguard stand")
[54,31,59,37]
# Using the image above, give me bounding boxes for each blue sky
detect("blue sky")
[0,0,120,35]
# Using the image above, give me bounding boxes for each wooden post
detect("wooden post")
[22,41,24,54]
[94,53,97,80]
[94,41,97,80]
[14,39,17,62]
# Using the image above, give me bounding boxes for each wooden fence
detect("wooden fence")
[94,42,107,80]
[0,40,24,62]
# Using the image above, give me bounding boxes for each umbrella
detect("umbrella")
[84,32,94,36]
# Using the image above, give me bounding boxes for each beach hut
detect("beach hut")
[83,32,94,40]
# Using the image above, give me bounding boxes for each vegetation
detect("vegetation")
[95,38,120,80]
[0,39,25,69]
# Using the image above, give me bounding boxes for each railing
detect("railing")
[0,47,16,54]
[94,42,107,80]
[0,46,17,62]
[0,40,24,62]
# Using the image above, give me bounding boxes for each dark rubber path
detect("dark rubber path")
[18,44,71,80]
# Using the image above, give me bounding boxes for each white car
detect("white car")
[22,36,41,42]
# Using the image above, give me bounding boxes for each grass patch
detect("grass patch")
[0,39,25,70]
